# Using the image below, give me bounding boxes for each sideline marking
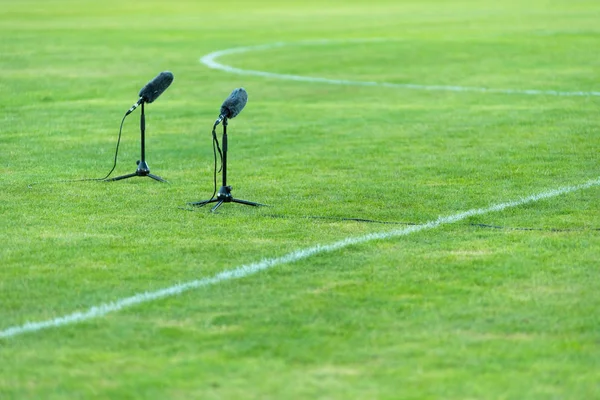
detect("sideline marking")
[1,177,599,339]
[200,39,600,97]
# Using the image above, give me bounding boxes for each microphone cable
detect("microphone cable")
[195,124,223,207]
[96,112,127,181]
[27,112,128,188]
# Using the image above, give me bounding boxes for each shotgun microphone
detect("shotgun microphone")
[126,71,174,115]
[214,87,248,126]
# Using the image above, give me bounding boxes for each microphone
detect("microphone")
[214,87,248,126]
[126,71,174,115]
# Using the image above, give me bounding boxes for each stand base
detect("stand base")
[189,185,264,212]
[106,160,167,183]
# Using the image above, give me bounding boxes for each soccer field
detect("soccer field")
[1,0,599,398]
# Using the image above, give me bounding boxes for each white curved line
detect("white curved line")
[1,177,599,339]
[200,40,600,97]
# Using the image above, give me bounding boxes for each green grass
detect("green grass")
[1,0,600,398]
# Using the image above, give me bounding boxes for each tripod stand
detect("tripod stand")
[189,118,264,212]
[106,102,166,182]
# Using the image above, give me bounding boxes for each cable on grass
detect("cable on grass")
[27,113,127,188]
[470,223,600,232]
[264,214,599,232]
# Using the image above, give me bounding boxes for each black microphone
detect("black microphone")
[214,87,248,126]
[126,71,174,115]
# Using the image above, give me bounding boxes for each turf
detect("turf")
[1,0,599,398]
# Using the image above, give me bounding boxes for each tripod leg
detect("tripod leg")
[232,198,265,207]
[148,173,168,183]
[211,200,225,212]
[105,172,138,181]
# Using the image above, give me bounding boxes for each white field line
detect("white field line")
[1,177,599,339]
[200,40,600,97]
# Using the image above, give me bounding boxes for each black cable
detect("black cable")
[97,112,127,181]
[213,125,223,173]
[470,223,600,232]
[263,214,599,232]
[190,125,223,208]
[264,214,415,225]
[207,127,220,204]
[27,113,128,188]
[302,215,415,225]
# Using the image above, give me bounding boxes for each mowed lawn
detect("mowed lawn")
[1,0,599,398]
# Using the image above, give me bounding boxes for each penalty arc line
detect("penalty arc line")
[1,177,599,339]
[199,40,600,97]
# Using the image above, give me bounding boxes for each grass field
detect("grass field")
[1,0,599,398]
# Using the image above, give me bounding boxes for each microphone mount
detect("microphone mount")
[189,116,264,212]
[106,101,167,183]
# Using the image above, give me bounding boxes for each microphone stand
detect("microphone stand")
[189,118,264,212]
[106,102,167,182]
